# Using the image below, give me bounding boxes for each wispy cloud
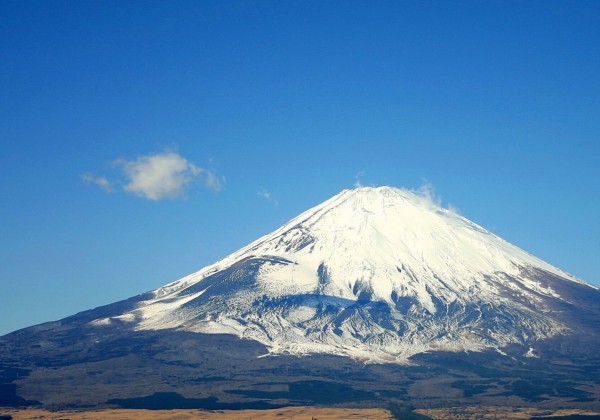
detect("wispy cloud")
[83,149,224,201]
[201,168,225,192]
[416,181,440,206]
[258,188,279,207]
[447,203,461,215]
[413,180,459,214]
[81,173,112,192]
[354,171,365,188]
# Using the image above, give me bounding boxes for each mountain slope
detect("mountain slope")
[87,186,596,363]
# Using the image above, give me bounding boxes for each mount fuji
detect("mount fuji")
[2,186,600,410]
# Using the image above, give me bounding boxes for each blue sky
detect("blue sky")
[1,1,599,335]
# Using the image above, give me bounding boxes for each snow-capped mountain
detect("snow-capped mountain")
[89,186,595,363]
[3,186,600,410]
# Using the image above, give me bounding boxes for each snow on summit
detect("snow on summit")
[93,186,594,363]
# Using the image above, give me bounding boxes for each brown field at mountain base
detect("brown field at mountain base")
[0,406,393,420]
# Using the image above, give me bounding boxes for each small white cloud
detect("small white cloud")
[81,173,112,192]
[258,189,271,200]
[258,188,279,207]
[116,151,212,201]
[83,149,224,201]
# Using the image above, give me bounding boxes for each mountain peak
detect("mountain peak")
[310,185,442,214]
